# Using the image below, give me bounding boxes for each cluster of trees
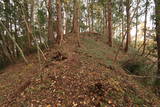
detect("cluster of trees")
[0,0,160,82]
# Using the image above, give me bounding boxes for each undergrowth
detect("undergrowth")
[80,36,157,86]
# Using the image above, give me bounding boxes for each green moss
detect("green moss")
[80,37,115,65]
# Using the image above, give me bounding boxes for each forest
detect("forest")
[0,0,160,106]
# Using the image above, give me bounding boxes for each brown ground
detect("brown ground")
[0,35,160,107]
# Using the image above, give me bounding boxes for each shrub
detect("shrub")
[0,56,10,71]
[122,58,147,76]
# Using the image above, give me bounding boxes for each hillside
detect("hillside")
[0,34,160,107]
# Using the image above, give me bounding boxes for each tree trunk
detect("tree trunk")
[104,6,107,36]
[24,0,32,50]
[121,16,124,47]
[72,0,79,33]
[30,0,34,23]
[14,20,19,57]
[87,0,91,31]
[142,0,149,55]
[124,0,131,52]
[0,33,13,63]
[56,0,63,45]
[155,0,160,85]
[0,20,28,64]
[134,0,139,48]
[47,0,54,44]
[91,0,94,31]
[72,0,80,46]
[120,0,124,48]
[107,0,112,47]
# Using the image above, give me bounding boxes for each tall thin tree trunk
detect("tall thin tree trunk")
[72,0,79,33]
[30,0,34,23]
[121,0,124,48]
[142,0,149,55]
[121,12,124,48]
[72,0,80,47]
[124,0,131,52]
[134,1,138,48]
[91,0,94,31]
[47,0,54,44]
[24,0,32,50]
[155,0,160,85]
[103,7,107,35]
[87,0,91,31]
[14,20,19,57]
[107,0,112,47]
[134,0,140,49]
[56,0,63,45]
[103,6,107,35]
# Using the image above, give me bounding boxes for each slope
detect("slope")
[0,33,160,107]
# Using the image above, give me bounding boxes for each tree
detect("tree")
[124,0,131,52]
[134,0,139,48]
[0,20,28,64]
[90,0,94,31]
[142,0,149,55]
[23,0,33,51]
[47,0,54,44]
[107,0,112,47]
[121,0,124,48]
[72,0,80,47]
[87,0,91,31]
[155,0,160,85]
[56,0,63,45]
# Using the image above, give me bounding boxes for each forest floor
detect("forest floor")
[0,33,160,107]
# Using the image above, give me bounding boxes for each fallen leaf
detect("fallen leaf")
[108,100,112,104]
[46,104,51,107]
